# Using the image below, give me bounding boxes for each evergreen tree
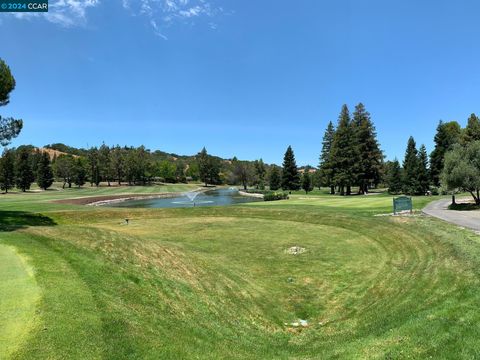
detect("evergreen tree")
[301,167,313,194]
[198,147,210,187]
[0,148,15,193]
[281,145,300,190]
[331,105,356,195]
[0,58,23,146]
[352,103,383,194]
[385,159,403,194]
[36,152,54,190]
[462,113,480,144]
[402,136,420,194]
[15,147,34,192]
[429,120,461,186]
[417,144,430,194]
[197,147,220,186]
[319,121,335,194]
[269,165,281,191]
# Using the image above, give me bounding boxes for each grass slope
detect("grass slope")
[0,245,40,359]
[2,187,480,358]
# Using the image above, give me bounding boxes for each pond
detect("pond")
[107,188,263,209]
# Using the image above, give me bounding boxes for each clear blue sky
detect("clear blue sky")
[2,0,480,166]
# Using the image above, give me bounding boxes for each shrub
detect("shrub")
[264,192,289,201]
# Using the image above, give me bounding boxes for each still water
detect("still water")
[107,188,263,208]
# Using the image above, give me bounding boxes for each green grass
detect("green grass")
[0,244,40,358]
[2,187,480,358]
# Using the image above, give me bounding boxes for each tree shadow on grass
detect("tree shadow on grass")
[0,211,57,232]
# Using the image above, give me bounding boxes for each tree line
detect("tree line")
[1,51,479,198]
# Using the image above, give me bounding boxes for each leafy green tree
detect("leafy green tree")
[402,136,420,195]
[73,157,87,188]
[331,105,357,195]
[462,113,480,144]
[417,144,430,194]
[254,159,266,189]
[111,145,125,185]
[186,162,200,181]
[197,147,220,186]
[0,148,15,193]
[36,152,54,190]
[87,147,100,186]
[124,147,138,185]
[385,159,403,194]
[233,159,252,190]
[175,160,187,183]
[99,143,113,186]
[208,157,221,185]
[158,160,177,183]
[352,103,383,194]
[269,165,281,191]
[281,145,300,191]
[429,120,461,186]
[15,147,34,192]
[442,142,480,204]
[134,146,150,185]
[301,167,313,194]
[54,154,75,188]
[0,58,23,146]
[319,121,335,194]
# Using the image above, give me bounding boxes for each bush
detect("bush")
[264,192,289,201]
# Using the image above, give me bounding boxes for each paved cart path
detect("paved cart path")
[423,198,480,232]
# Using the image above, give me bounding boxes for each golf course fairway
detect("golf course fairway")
[2,186,480,359]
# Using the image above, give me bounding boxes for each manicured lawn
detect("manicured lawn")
[2,186,480,358]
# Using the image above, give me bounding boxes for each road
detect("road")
[423,197,480,232]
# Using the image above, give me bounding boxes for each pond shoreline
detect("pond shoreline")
[53,188,207,206]
[238,190,264,199]
[53,187,264,207]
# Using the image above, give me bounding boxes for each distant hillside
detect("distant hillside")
[44,143,243,165]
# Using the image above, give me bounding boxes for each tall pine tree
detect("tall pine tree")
[385,159,403,194]
[402,136,420,195]
[429,120,461,186]
[417,144,430,194]
[37,152,54,190]
[462,113,480,144]
[15,147,34,192]
[281,146,300,191]
[319,121,335,194]
[331,105,356,195]
[352,103,383,194]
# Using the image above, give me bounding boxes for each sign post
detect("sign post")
[393,196,413,215]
